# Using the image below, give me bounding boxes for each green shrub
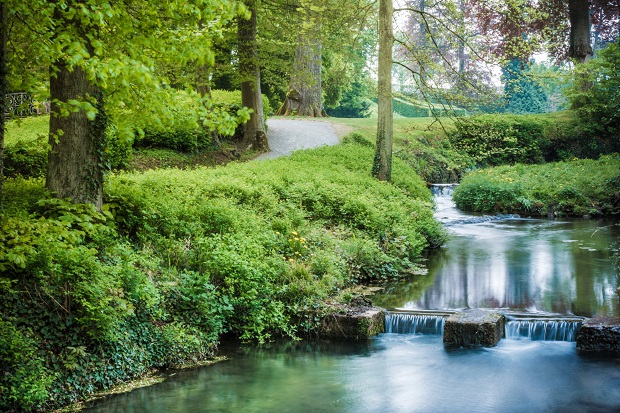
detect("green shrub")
[0,319,55,411]
[3,135,48,178]
[1,138,445,409]
[449,114,546,166]
[453,155,620,217]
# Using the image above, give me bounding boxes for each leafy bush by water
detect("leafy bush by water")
[453,155,620,217]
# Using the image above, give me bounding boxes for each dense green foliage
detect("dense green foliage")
[0,140,444,411]
[567,39,620,152]
[502,59,549,114]
[452,155,620,217]
[448,112,600,167]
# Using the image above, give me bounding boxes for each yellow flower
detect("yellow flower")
[291,231,298,236]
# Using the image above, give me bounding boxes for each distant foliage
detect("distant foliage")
[502,59,549,114]
[449,113,596,167]
[325,80,372,118]
[567,39,620,152]
[449,114,546,166]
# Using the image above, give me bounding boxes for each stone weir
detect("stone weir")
[318,307,620,352]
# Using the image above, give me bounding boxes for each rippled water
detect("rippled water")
[83,187,620,413]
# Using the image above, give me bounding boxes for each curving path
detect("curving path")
[256,119,341,160]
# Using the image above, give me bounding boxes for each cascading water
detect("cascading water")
[385,312,447,335]
[505,318,583,342]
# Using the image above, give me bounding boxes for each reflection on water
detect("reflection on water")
[83,336,620,413]
[373,191,620,317]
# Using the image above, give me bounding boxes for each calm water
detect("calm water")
[83,187,620,413]
[373,186,620,317]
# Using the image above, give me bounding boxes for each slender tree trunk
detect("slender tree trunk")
[47,62,106,209]
[372,0,393,182]
[0,1,6,211]
[569,0,593,63]
[277,7,325,117]
[458,0,466,75]
[238,0,268,151]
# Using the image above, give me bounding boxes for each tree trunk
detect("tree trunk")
[0,2,6,211]
[276,7,325,117]
[47,62,106,209]
[238,0,268,151]
[569,0,593,63]
[372,0,394,182]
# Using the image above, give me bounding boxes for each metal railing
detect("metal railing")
[5,92,50,117]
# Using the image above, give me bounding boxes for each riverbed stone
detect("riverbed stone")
[443,310,505,348]
[318,307,386,340]
[576,317,620,352]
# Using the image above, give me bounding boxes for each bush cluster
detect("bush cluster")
[452,155,620,217]
[449,112,616,168]
[0,139,444,411]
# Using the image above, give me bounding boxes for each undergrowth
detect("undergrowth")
[453,155,620,217]
[0,140,445,411]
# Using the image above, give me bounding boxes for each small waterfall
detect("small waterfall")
[430,183,458,197]
[505,319,582,342]
[385,312,447,335]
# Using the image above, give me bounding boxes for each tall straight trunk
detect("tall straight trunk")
[47,62,106,209]
[458,0,466,74]
[569,0,593,63]
[238,0,268,151]
[0,2,6,211]
[276,7,324,117]
[372,0,393,182]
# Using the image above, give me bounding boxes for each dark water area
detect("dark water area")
[82,186,620,413]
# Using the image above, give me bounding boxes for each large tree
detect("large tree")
[9,0,244,208]
[276,2,325,116]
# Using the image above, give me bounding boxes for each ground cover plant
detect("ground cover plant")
[452,155,620,217]
[0,139,445,411]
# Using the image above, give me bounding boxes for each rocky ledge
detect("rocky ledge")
[576,317,620,352]
[317,306,386,340]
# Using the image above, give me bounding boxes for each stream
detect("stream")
[83,186,620,413]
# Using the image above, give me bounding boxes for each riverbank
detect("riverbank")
[0,138,445,412]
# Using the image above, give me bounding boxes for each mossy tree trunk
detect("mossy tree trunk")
[238,0,268,151]
[277,6,325,117]
[47,62,106,210]
[372,0,393,182]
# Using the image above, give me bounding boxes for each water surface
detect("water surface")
[83,187,620,413]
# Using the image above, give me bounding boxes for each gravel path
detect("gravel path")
[256,119,340,160]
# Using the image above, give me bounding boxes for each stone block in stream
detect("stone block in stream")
[318,307,386,340]
[443,310,505,348]
[576,317,620,352]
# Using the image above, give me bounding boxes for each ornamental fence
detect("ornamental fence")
[5,92,50,117]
